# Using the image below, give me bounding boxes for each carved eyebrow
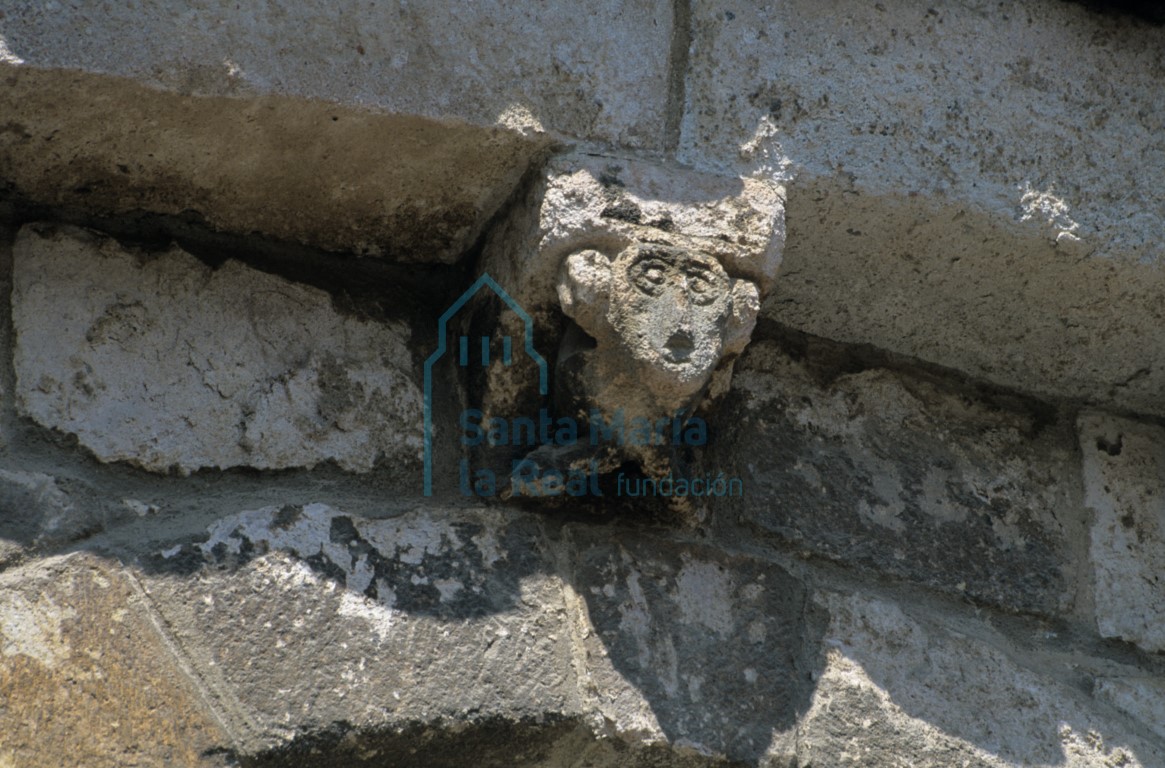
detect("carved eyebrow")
[682,261,723,279]
[631,250,678,267]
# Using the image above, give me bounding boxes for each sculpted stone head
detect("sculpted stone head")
[473,154,782,496]
[558,243,760,411]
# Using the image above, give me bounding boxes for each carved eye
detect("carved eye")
[685,271,719,305]
[630,259,669,296]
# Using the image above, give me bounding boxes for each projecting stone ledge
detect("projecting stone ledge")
[12,224,424,474]
[0,0,675,261]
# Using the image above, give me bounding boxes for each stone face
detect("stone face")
[13,224,424,474]
[135,503,580,756]
[798,590,1165,768]
[0,553,231,767]
[680,0,1165,416]
[469,153,784,491]
[706,340,1079,616]
[548,243,759,483]
[1079,412,1165,653]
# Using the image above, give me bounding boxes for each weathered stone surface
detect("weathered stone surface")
[13,224,424,474]
[560,525,824,764]
[1079,412,1165,653]
[1095,676,1165,743]
[485,153,785,311]
[8,501,1158,766]
[0,69,543,263]
[5,3,1165,763]
[798,590,1165,767]
[0,553,230,767]
[680,0,1165,415]
[0,0,674,260]
[0,1,671,148]
[0,228,9,443]
[136,504,580,756]
[706,339,1079,615]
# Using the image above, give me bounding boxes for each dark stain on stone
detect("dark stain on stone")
[1096,434,1123,456]
[598,165,624,188]
[600,198,642,224]
[237,716,683,768]
[304,551,349,585]
[1063,0,1165,23]
[272,504,303,530]
[648,214,675,232]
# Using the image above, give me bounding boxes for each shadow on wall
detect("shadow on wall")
[560,526,828,764]
[1065,0,1165,23]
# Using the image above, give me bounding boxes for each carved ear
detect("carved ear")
[557,249,612,337]
[723,279,760,358]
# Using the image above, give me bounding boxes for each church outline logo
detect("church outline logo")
[423,274,548,496]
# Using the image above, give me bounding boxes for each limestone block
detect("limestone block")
[0,0,671,149]
[0,1,673,260]
[1079,412,1165,653]
[681,0,1165,415]
[13,224,423,474]
[705,340,1078,615]
[0,553,230,767]
[136,504,581,756]
[798,590,1165,767]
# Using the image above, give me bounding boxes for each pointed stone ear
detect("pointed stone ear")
[557,249,612,337]
[723,279,760,358]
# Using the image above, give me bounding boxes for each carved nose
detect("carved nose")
[664,330,694,362]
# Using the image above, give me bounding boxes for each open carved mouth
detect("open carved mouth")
[663,331,694,363]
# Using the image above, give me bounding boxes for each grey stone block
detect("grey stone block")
[705,340,1078,615]
[13,224,424,474]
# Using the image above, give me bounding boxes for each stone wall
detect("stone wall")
[1,2,1164,766]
